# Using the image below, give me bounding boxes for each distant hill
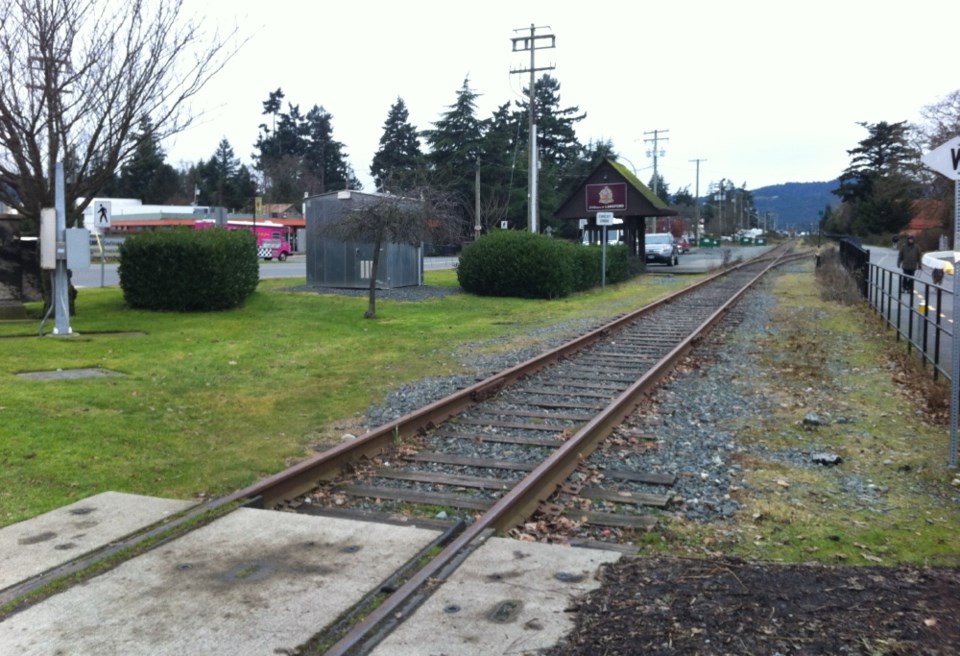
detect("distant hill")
[750,181,838,232]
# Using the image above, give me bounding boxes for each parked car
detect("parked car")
[674,236,690,253]
[644,233,679,266]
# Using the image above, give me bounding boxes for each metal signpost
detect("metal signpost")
[53,163,71,336]
[596,212,614,289]
[94,200,111,288]
[921,136,960,468]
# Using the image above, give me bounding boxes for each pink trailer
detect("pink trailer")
[195,219,292,261]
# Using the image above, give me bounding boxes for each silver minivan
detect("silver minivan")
[644,233,679,266]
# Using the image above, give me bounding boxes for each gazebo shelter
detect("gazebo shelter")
[553,158,678,258]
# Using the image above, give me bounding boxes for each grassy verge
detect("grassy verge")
[1,270,698,527]
[654,261,960,567]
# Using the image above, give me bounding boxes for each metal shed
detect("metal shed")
[304,190,423,289]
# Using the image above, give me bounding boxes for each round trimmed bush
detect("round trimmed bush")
[457,231,576,299]
[118,227,259,311]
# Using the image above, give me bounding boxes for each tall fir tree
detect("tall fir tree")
[212,138,239,207]
[833,121,921,235]
[253,91,359,203]
[107,116,179,203]
[512,74,586,232]
[371,97,424,193]
[422,77,487,236]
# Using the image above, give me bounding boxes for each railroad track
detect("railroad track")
[2,243,804,654]
[293,243,799,654]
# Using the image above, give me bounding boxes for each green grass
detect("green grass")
[1,271,697,527]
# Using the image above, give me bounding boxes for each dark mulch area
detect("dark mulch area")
[548,556,960,656]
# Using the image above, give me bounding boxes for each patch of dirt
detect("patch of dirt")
[549,555,960,655]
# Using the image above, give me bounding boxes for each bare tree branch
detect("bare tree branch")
[0,0,247,228]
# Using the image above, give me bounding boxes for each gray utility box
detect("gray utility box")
[304,191,423,289]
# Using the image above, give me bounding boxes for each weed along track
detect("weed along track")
[1,245,809,655]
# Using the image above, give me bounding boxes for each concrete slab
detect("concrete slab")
[17,367,125,380]
[372,537,621,655]
[0,509,442,655]
[0,491,194,590]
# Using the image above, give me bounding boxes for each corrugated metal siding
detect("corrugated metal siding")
[305,191,423,289]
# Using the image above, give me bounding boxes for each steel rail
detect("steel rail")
[230,254,764,508]
[1,245,802,612]
[323,248,791,656]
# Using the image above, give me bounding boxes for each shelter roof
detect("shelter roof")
[553,158,678,221]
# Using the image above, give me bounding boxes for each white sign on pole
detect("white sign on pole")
[500,220,508,229]
[94,200,112,231]
[921,137,960,180]
[922,138,960,468]
[596,211,615,226]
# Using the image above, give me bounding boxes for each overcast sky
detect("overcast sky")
[164,0,959,196]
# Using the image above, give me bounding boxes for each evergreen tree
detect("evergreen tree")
[371,97,424,193]
[833,121,921,235]
[672,187,695,207]
[212,138,239,207]
[519,75,584,171]
[111,116,179,203]
[422,77,486,236]
[253,92,358,203]
[423,78,485,180]
[302,105,331,195]
[476,102,526,231]
[229,164,259,213]
[303,104,358,194]
[648,173,670,205]
[512,74,586,231]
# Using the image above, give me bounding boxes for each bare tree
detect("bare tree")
[917,89,960,232]
[0,0,244,228]
[320,189,461,319]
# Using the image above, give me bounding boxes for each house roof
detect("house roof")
[261,203,303,218]
[905,198,944,234]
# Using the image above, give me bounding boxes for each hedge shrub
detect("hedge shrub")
[457,231,631,299]
[118,228,259,311]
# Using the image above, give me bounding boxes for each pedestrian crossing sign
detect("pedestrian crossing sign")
[94,201,112,230]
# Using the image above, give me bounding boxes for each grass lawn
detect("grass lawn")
[1,270,697,527]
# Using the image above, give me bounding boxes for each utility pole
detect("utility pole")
[644,129,669,198]
[474,159,481,240]
[511,25,555,234]
[718,178,726,235]
[690,158,706,244]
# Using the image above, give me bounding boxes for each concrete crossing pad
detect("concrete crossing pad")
[0,491,195,591]
[372,537,622,655]
[0,508,442,655]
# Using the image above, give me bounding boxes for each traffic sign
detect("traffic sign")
[596,211,614,226]
[94,200,112,230]
[922,137,960,180]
